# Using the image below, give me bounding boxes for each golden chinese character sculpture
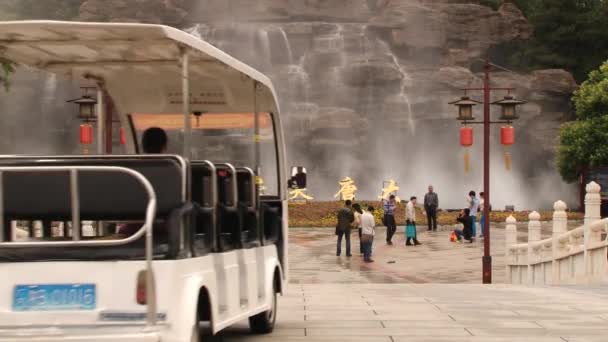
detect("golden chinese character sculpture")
[289,188,314,201]
[378,179,401,202]
[334,177,358,201]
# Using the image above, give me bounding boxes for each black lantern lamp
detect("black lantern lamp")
[449,96,481,122]
[67,87,97,122]
[492,95,526,122]
[193,111,206,127]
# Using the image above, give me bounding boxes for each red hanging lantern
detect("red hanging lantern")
[80,124,93,145]
[460,127,473,147]
[501,126,515,170]
[460,127,473,175]
[120,127,126,145]
[501,126,515,146]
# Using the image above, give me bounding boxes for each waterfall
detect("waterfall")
[388,53,416,135]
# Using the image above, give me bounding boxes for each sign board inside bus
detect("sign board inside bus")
[167,91,227,106]
[132,113,272,131]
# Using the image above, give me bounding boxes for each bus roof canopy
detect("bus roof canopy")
[0,21,279,115]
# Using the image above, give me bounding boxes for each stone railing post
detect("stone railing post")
[584,181,602,280]
[505,215,517,284]
[584,181,602,225]
[552,200,568,284]
[527,211,541,285]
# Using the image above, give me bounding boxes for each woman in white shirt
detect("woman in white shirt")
[361,206,376,263]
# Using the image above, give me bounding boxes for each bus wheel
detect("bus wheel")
[249,285,277,334]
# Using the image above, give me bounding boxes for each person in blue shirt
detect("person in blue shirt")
[468,191,480,239]
[383,195,397,245]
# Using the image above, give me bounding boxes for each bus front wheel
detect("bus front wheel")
[249,285,277,334]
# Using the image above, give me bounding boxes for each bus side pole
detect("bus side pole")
[96,86,105,155]
[181,50,191,159]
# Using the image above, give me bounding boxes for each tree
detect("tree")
[499,0,608,82]
[557,61,608,182]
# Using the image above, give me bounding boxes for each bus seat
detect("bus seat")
[190,161,217,254]
[0,155,190,261]
[262,202,281,243]
[236,167,259,248]
[216,164,242,251]
[0,157,184,220]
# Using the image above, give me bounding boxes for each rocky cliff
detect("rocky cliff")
[2,0,579,208]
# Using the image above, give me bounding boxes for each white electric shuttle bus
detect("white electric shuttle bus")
[0,21,288,341]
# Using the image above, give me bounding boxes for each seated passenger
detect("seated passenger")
[117,127,169,237]
[142,127,168,154]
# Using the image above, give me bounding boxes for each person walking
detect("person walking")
[424,185,439,231]
[361,205,376,263]
[352,203,364,255]
[468,191,480,238]
[336,200,355,257]
[405,196,421,246]
[383,195,398,245]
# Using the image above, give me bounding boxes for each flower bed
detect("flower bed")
[288,201,584,227]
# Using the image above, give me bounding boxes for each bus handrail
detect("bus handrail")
[237,166,257,210]
[216,163,238,210]
[0,165,158,327]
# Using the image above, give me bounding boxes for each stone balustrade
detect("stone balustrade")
[506,181,608,285]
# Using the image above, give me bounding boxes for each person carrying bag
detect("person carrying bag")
[405,196,421,246]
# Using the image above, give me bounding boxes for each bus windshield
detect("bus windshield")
[131,112,279,196]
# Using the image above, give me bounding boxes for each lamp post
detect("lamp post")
[68,87,98,154]
[449,59,525,284]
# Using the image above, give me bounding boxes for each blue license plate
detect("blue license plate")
[13,284,96,311]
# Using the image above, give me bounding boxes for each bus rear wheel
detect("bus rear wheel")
[249,286,277,334]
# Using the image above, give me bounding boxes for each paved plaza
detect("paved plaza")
[209,284,608,341]
[288,223,581,284]
[205,222,608,341]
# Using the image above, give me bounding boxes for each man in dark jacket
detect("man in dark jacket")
[455,208,473,243]
[424,185,439,231]
[336,200,355,256]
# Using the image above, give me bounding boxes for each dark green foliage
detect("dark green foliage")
[557,61,608,182]
[499,0,608,83]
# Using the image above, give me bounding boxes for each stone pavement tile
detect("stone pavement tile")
[535,319,607,329]
[214,337,392,342]
[468,328,608,337]
[512,310,603,319]
[278,320,384,329]
[303,309,376,316]
[305,313,452,321]
[384,320,541,329]
[568,305,608,314]
[381,320,462,328]
[494,303,581,313]
[365,297,431,304]
[392,337,564,342]
[306,327,471,337]
[439,309,520,317]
